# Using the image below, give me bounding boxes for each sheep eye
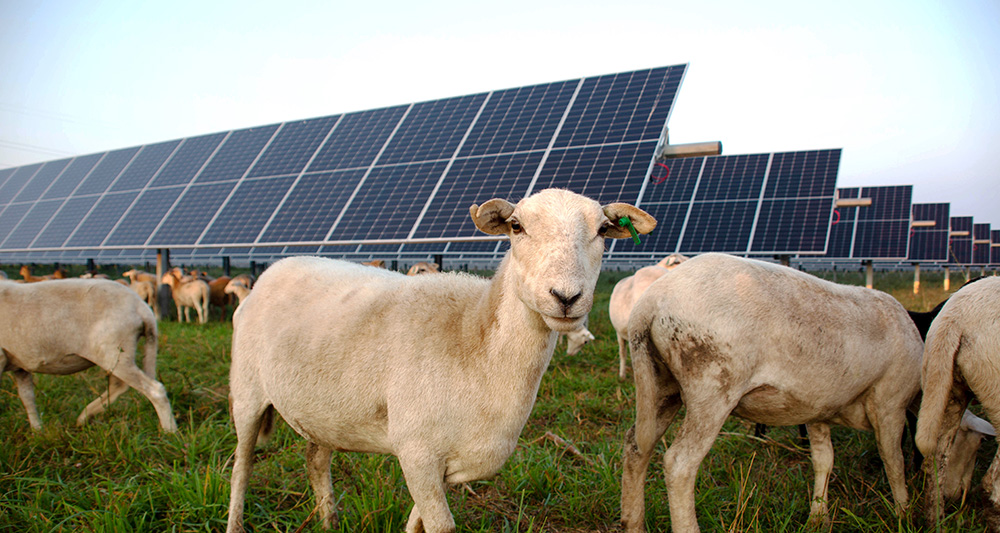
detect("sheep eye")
[509,219,523,234]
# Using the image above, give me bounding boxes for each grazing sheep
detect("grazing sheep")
[0,279,176,432]
[407,261,440,275]
[207,276,233,321]
[609,254,688,379]
[916,276,1000,524]
[224,279,252,305]
[128,280,157,312]
[226,188,655,533]
[362,259,386,268]
[161,271,210,324]
[122,268,158,285]
[621,253,927,532]
[561,324,596,357]
[19,265,67,282]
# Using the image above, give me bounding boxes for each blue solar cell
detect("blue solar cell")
[103,187,185,246]
[65,192,139,247]
[248,115,340,178]
[258,169,366,243]
[195,125,279,183]
[909,203,949,262]
[75,146,142,195]
[107,140,180,192]
[330,161,449,241]
[949,216,974,264]
[411,152,542,240]
[992,230,1000,265]
[42,153,104,199]
[378,95,487,165]
[554,66,684,148]
[764,150,841,199]
[149,132,228,188]
[148,182,236,244]
[307,106,409,172]
[0,163,42,204]
[0,204,32,244]
[2,199,63,248]
[12,159,72,203]
[750,198,833,253]
[31,196,100,248]
[974,223,991,265]
[200,176,297,244]
[533,141,657,204]
[458,80,577,157]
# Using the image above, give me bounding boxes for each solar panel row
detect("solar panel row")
[826,185,912,260]
[0,64,858,267]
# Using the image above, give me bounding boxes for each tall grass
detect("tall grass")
[0,268,994,532]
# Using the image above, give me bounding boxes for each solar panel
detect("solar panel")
[107,141,179,192]
[992,230,1000,265]
[0,163,42,205]
[973,223,991,265]
[41,153,103,200]
[949,216,974,264]
[75,146,141,196]
[824,185,911,260]
[614,149,840,257]
[12,158,71,203]
[908,203,950,262]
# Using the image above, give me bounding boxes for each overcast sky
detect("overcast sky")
[2,0,998,224]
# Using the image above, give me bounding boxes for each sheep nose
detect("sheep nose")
[550,288,582,310]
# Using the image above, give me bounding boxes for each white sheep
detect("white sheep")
[621,253,930,532]
[226,188,655,533]
[561,324,596,357]
[406,261,440,275]
[224,278,252,305]
[609,253,687,379]
[916,276,1000,523]
[0,279,177,432]
[161,270,210,324]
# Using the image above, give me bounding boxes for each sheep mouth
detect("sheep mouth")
[544,315,586,332]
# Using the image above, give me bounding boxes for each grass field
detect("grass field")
[0,266,995,532]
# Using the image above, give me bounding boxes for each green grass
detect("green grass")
[1,268,995,532]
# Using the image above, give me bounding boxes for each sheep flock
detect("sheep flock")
[1,188,998,532]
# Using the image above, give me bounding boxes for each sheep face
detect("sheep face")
[471,188,654,332]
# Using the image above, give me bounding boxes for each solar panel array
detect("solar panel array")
[825,185,912,260]
[0,64,848,267]
[908,203,950,262]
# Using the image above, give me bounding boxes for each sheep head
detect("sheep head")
[471,188,655,332]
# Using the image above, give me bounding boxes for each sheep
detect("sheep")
[122,268,158,285]
[609,253,688,379]
[226,188,655,533]
[207,276,233,321]
[0,279,177,432]
[128,279,157,312]
[362,259,386,268]
[916,276,1000,524]
[161,270,210,324]
[224,278,252,305]
[407,261,440,275]
[620,253,928,532]
[561,324,596,357]
[19,265,67,282]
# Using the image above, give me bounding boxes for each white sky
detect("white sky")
[1,0,998,224]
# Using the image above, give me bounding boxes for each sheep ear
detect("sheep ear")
[602,203,657,239]
[470,199,516,235]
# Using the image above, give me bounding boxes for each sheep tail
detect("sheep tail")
[915,320,961,457]
[141,312,159,379]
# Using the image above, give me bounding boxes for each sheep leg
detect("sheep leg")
[805,423,834,524]
[868,403,909,512]
[621,389,682,530]
[11,369,42,430]
[397,452,455,533]
[226,400,270,533]
[305,441,338,529]
[661,400,733,533]
[617,333,629,380]
[77,375,131,425]
[92,356,177,432]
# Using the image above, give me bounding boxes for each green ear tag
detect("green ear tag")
[619,216,641,245]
